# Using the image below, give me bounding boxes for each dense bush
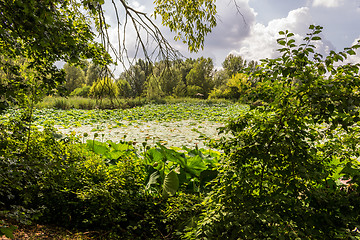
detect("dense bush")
[186,26,360,239]
[0,114,217,239]
[70,85,91,97]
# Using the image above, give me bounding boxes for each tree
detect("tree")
[185,57,214,97]
[222,54,247,77]
[86,62,103,87]
[0,0,221,112]
[63,63,86,94]
[90,77,119,102]
[0,0,112,112]
[116,79,132,98]
[212,69,229,89]
[121,59,153,97]
[0,1,222,238]
[146,60,184,97]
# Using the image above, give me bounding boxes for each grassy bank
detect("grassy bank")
[35,96,234,110]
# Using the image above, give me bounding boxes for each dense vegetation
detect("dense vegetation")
[1,0,360,239]
[55,55,257,106]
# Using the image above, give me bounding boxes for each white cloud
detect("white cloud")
[233,7,335,61]
[312,0,345,8]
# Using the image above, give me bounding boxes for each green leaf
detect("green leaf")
[162,170,179,198]
[347,49,356,55]
[277,40,286,46]
[109,141,131,151]
[146,171,160,190]
[311,36,321,41]
[186,155,208,176]
[145,148,165,165]
[287,39,296,45]
[104,151,123,161]
[86,140,108,155]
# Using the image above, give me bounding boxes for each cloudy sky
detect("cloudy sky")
[103,0,360,70]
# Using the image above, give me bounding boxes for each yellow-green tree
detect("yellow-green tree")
[90,77,118,101]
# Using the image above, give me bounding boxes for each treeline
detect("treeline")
[64,55,258,102]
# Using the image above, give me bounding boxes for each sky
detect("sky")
[102,0,360,72]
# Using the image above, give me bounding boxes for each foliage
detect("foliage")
[146,75,165,100]
[187,25,360,239]
[212,69,229,89]
[153,0,217,52]
[70,85,91,98]
[0,0,111,113]
[121,59,153,98]
[0,118,80,227]
[185,57,214,97]
[86,62,103,86]
[89,77,119,101]
[144,143,220,197]
[209,73,251,100]
[63,63,86,94]
[0,56,58,112]
[34,96,149,110]
[0,221,16,239]
[116,79,132,98]
[146,60,184,98]
[222,54,247,77]
[0,121,159,238]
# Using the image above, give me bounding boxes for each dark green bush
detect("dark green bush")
[186,26,360,239]
[0,117,206,239]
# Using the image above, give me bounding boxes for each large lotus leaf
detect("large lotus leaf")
[104,151,123,161]
[86,140,109,155]
[162,170,179,198]
[186,155,208,176]
[183,146,205,158]
[157,143,186,167]
[146,148,164,165]
[108,141,132,151]
[182,146,219,167]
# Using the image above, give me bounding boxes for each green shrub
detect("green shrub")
[0,121,165,238]
[187,26,360,239]
[53,98,71,109]
[70,85,91,97]
[186,85,203,97]
[208,87,228,99]
[0,119,78,220]
[162,193,203,238]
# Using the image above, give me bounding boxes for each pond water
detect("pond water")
[57,119,227,149]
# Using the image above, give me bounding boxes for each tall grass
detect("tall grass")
[35,96,236,110]
[36,96,148,110]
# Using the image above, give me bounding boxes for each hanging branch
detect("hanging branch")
[94,0,181,73]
